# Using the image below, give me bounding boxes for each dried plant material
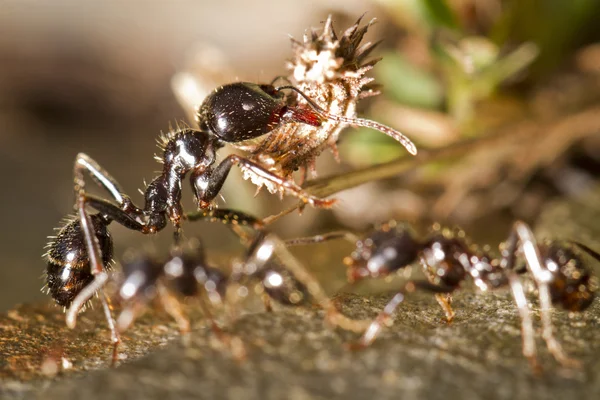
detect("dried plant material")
[229,16,387,191]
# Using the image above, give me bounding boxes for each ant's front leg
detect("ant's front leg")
[185,208,265,246]
[190,154,335,209]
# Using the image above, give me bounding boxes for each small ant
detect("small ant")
[115,231,365,358]
[286,221,598,369]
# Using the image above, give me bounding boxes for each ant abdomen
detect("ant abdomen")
[44,215,113,307]
[259,264,310,306]
[543,241,597,312]
[166,252,228,300]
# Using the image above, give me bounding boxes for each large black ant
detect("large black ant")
[286,220,598,369]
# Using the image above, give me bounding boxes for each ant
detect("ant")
[286,220,598,369]
[114,231,368,358]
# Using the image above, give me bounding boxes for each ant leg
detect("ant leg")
[570,241,600,261]
[101,293,120,365]
[74,153,141,212]
[284,231,360,247]
[196,293,246,361]
[155,282,191,344]
[191,155,335,208]
[83,194,148,231]
[185,208,266,246]
[506,221,580,367]
[66,197,120,360]
[419,257,455,323]
[506,271,539,371]
[185,208,265,230]
[434,293,455,323]
[242,232,371,333]
[353,281,454,348]
[115,301,147,333]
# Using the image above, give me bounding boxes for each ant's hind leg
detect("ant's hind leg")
[74,153,138,210]
[507,221,581,368]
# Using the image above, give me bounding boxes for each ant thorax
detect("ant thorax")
[236,16,379,192]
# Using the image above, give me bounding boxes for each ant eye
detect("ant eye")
[197,82,286,142]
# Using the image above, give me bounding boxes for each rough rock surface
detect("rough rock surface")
[2,188,600,400]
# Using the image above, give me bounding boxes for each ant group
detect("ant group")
[44,76,411,361]
[286,220,598,369]
[43,15,420,364]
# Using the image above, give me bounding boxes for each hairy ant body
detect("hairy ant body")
[287,221,598,369]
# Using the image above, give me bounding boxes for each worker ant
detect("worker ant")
[115,231,369,359]
[286,220,598,369]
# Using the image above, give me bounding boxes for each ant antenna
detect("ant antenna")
[275,85,418,156]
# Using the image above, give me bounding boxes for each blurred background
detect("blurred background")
[1,0,599,312]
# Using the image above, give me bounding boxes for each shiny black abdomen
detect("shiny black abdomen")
[45,215,113,307]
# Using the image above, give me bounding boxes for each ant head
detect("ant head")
[195,82,322,143]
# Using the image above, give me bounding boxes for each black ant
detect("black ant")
[286,220,598,369]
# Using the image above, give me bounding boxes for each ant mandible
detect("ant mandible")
[286,220,598,369]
